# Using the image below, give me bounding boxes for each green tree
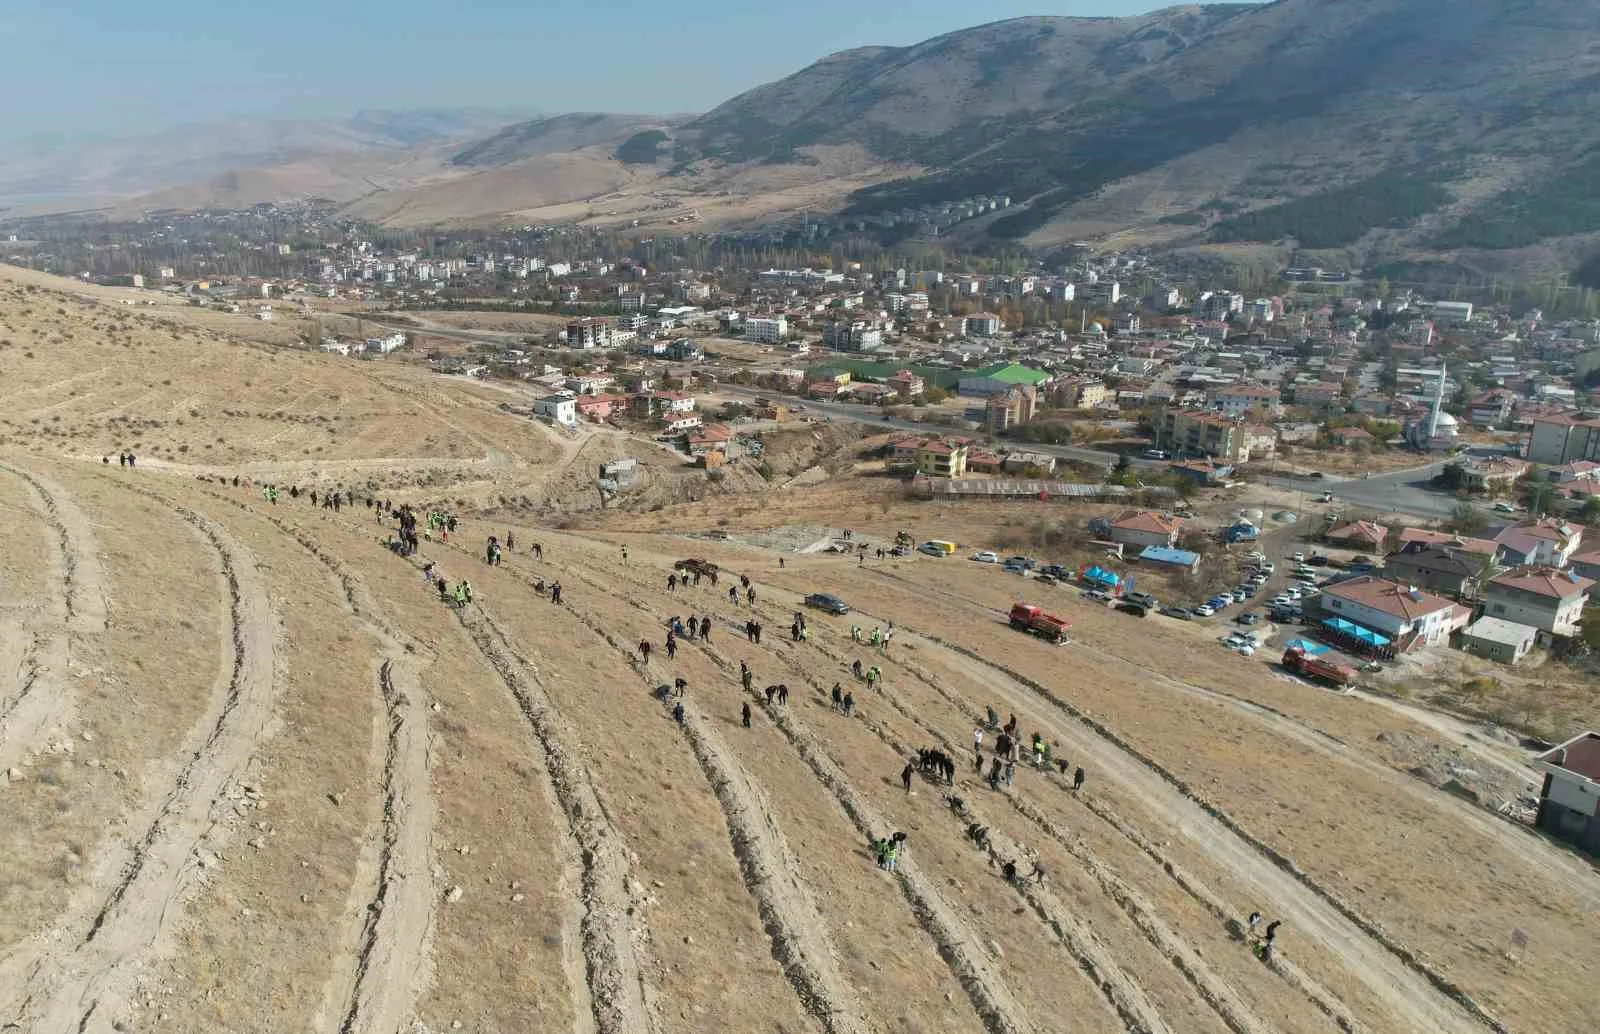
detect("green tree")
[1446,501,1488,535]
[1581,496,1600,522]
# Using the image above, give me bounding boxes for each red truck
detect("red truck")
[1009,603,1071,645]
[1282,645,1356,688]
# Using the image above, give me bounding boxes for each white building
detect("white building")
[534,394,577,427]
[1432,300,1474,324]
[1319,576,1457,647]
[746,316,788,343]
[1534,731,1600,856]
[965,313,1001,337]
[1483,566,1593,637]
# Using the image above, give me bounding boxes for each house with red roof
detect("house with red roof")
[1319,575,1457,649]
[1325,520,1389,551]
[1483,565,1593,636]
[1106,510,1183,550]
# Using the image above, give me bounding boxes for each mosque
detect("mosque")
[1403,361,1461,451]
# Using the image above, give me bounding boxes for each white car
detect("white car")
[1192,604,1216,617]
[970,551,999,563]
[1259,562,1275,575]
[1244,551,1265,563]
[1290,551,1306,562]
[1493,502,1518,514]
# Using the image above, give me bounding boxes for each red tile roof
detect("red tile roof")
[1397,527,1497,556]
[1110,510,1182,535]
[1323,576,1454,622]
[1488,565,1594,599]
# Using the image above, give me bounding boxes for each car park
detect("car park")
[804,593,850,615]
[970,551,999,563]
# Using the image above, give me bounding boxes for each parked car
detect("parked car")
[1244,551,1265,563]
[918,542,947,556]
[1236,612,1260,625]
[1005,556,1037,570]
[1258,562,1275,575]
[1114,600,1150,618]
[1082,589,1113,603]
[1493,502,1518,514]
[1143,448,1170,460]
[1159,606,1193,620]
[804,593,851,615]
[1290,551,1306,562]
[1351,555,1373,566]
[1192,604,1216,617]
[1040,564,1070,580]
[970,551,1000,564]
[1238,584,1258,598]
[1124,591,1159,610]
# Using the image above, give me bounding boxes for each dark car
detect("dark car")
[1124,591,1159,609]
[1307,555,1330,567]
[804,593,850,615]
[1307,471,1325,479]
[1159,606,1193,620]
[1115,601,1150,618]
[1039,564,1070,580]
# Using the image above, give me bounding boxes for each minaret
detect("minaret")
[1427,359,1446,441]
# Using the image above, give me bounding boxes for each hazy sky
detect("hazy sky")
[1,0,1178,140]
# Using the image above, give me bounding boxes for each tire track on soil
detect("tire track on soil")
[445,602,656,1034]
[171,491,442,1034]
[0,492,279,1034]
[530,593,879,1034]
[0,463,109,775]
[499,557,1038,1034]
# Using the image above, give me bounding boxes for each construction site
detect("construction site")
[0,264,1595,1034]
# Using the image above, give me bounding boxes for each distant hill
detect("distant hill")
[672,0,1600,263]
[0,108,532,211]
[449,114,683,168]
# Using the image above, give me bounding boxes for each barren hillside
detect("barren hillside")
[0,264,1596,1034]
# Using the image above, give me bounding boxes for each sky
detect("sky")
[0,0,1176,141]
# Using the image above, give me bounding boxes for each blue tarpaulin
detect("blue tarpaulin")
[1321,616,1391,646]
[1283,638,1329,656]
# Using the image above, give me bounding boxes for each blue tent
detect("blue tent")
[1321,616,1391,646]
[1139,546,1200,568]
[1283,638,1329,656]
[1081,564,1122,589]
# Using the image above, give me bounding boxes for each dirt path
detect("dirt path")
[0,500,280,1034]
[0,462,110,775]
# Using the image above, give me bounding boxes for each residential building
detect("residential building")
[1483,566,1593,636]
[662,413,703,433]
[574,394,623,421]
[1395,527,1498,558]
[1467,389,1516,428]
[1052,377,1108,410]
[1533,731,1600,856]
[533,394,577,427]
[915,439,969,478]
[1210,383,1282,418]
[1569,549,1600,582]
[885,369,925,399]
[654,390,697,414]
[985,386,1037,432]
[1527,413,1600,465]
[1318,576,1457,648]
[686,424,733,456]
[1156,410,1272,463]
[1169,459,1234,486]
[1455,456,1529,491]
[1494,519,1583,568]
[964,313,1002,337]
[1384,543,1489,598]
[746,316,789,343]
[888,437,923,470]
[566,317,614,349]
[1325,520,1389,551]
[1002,451,1057,475]
[1106,510,1183,550]
[1459,617,1538,665]
[823,320,883,352]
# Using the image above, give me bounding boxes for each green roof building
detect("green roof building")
[958,363,1051,397]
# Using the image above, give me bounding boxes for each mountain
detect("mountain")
[449,113,684,167]
[674,0,1600,264]
[0,108,533,211]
